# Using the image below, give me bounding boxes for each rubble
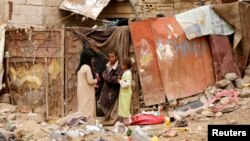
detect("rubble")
[215,79,231,88]
[235,78,246,89]
[225,82,235,90]
[220,97,230,105]
[7,113,16,121]
[243,76,250,83]
[239,87,250,98]
[244,69,250,77]
[201,110,215,117]
[0,103,16,113]
[215,112,223,118]
[0,93,10,104]
[225,73,238,81]
[178,95,200,106]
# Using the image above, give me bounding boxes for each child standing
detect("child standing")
[118,58,133,123]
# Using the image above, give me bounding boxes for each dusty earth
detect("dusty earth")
[0,97,249,141]
[87,97,250,141]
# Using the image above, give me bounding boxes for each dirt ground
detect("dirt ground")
[88,97,250,141]
[0,97,249,141]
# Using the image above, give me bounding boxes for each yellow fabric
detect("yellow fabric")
[118,70,132,118]
[48,59,60,81]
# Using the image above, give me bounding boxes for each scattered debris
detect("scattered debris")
[161,130,178,137]
[130,114,165,125]
[235,78,245,89]
[215,112,223,118]
[240,87,250,98]
[225,82,235,90]
[225,73,238,81]
[215,79,231,88]
[174,119,188,127]
[208,90,239,113]
[7,114,16,121]
[0,93,10,104]
[243,76,250,83]
[201,110,215,117]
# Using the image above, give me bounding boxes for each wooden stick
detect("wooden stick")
[60,26,65,117]
[45,57,49,120]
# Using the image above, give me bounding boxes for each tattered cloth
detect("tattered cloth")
[73,26,130,58]
[175,5,234,40]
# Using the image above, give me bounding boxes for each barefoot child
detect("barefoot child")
[118,58,133,123]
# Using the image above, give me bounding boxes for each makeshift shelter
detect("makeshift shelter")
[1,1,250,118]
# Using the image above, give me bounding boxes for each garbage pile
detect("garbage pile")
[171,65,250,122]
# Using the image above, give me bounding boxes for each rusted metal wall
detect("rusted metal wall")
[5,29,64,117]
[130,19,166,106]
[209,35,241,81]
[130,17,215,102]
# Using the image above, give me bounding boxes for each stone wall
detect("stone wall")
[2,0,215,27]
[3,0,68,28]
[100,0,215,19]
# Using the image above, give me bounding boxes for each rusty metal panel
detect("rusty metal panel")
[5,29,64,117]
[130,19,166,106]
[130,17,215,102]
[151,17,215,101]
[60,0,111,20]
[209,35,241,81]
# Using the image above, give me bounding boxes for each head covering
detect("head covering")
[76,50,94,73]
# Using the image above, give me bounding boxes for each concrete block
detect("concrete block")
[12,0,26,5]
[45,15,56,25]
[156,6,174,11]
[26,15,44,25]
[235,78,246,89]
[8,14,26,24]
[43,6,52,15]
[37,7,43,16]
[20,5,37,16]
[174,2,180,9]
[144,0,159,4]
[181,2,193,8]
[133,6,142,12]
[46,0,60,6]
[116,6,133,14]
[161,0,175,3]
[12,4,21,15]
[51,7,62,16]
[225,73,238,81]
[215,79,231,88]
[27,0,44,6]
[163,10,175,17]
[240,87,250,98]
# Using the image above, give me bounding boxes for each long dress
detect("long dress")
[77,64,97,120]
[118,69,132,118]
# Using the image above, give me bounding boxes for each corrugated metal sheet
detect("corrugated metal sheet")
[60,0,111,20]
[130,19,166,106]
[209,35,241,81]
[130,17,215,102]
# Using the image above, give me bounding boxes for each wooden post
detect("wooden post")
[45,57,49,120]
[60,26,65,117]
